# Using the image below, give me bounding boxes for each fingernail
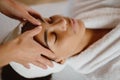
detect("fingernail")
[49,62,54,68]
[36,20,41,25]
[43,66,47,69]
[37,26,42,29]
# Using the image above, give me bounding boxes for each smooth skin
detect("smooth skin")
[0,0,56,69]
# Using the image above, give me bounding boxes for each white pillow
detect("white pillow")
[10,61,66,78]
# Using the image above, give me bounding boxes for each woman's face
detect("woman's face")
[23,15,85,63]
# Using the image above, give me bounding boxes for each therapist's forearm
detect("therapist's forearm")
[0,0,41,25]
[0,45,11,68]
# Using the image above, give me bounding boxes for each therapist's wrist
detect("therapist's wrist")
[0,45,10,68]
[0,41,16,68]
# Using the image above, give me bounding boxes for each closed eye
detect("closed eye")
[44,31,57,49]
[51,32,57,43]
[44,30,49,48]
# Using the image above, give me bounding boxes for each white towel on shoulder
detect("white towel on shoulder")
[67,23,120,74]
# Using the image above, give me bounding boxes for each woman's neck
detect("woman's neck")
[76,29,111,53]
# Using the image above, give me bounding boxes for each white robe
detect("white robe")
[68,0,120,79]
[1,0,120,80]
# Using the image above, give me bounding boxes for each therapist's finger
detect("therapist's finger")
[24,13,41,25]
[22,63,30,69]
[32,61,47,69]
[37,56,53,67]
[23,26,42,38]
[17,60,30,69]
[41,49,56,60]
[27,8,42,19]
[19,2,41,18]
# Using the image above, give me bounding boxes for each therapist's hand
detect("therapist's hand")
[0,0,41,25]
[0,26,55,69]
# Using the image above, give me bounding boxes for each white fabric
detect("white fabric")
[67,24,120,73]
[0,13,19,43]
[10,61,66,78]
[67,0,120,79]
[69,0,120,29]
[1,0,120,80]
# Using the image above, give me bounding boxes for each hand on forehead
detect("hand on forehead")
[21,15,85,64]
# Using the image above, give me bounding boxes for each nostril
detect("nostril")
[47,17,54,24]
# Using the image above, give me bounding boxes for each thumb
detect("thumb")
[27,26,42,37]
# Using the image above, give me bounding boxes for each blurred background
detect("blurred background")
[17,0,65,5]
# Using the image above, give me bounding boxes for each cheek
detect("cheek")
[49,44,69,58]
[50,36,80,59]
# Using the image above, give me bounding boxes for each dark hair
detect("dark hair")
[1,65,52,80]
[22,21,37,33]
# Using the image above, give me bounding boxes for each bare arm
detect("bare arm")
[0,0,41,25]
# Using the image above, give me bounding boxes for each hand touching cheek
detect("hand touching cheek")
[0,26,56,69]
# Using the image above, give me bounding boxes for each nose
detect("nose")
[52,18,67,32]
